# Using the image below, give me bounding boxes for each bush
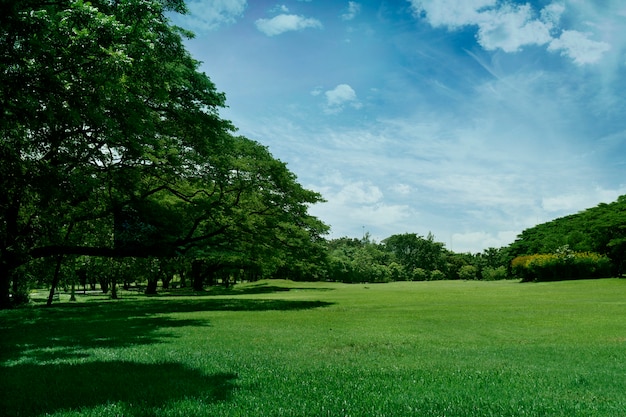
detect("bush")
[458,265,477,280]
[481,266,508,281]
[511,249,612,282]
[412,268,429,281]
[388,262,407,281]
[430,270,446,281]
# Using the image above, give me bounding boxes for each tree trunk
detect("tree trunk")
[0,262,12,309]
[192,273,203,291]
[111,276,118,299]
[99,277,109,293]
[46,224,75,306]
[47,255,64,306]
[145,277,158,294]
[179,270,186,288]
[191,260,204,291]
[162,273,172,289]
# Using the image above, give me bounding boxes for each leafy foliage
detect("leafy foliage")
[325,233,511,283]
[0,0,327,307]
[511,247,612,282]
[508,196,626,276]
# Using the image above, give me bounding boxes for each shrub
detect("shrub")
[430,270,446,281]
[511,249,612,282]
[481,266,508,281]
[458,265,477,280]
[388,262,407,281]
[412,268,429,281]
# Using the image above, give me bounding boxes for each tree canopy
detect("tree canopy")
[0,0,328,307]
[508,196,626,276]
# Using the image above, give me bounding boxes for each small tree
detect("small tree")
[482,266,508,281]
[412,268,429,281]
[458,265,478,280]
[430,270,446,281]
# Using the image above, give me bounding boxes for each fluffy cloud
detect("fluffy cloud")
[324,84,362,113]
[175,0,247,32]
[410,0,611,64]
[342,2,362,21]
[410,0,495,28]
[255,14,322,36]
[476,4,553,52]
[451,231,518,253]
[333,181,383,204]
[548,30,611,65]
[540,3,565,26]
[309,177,412,239]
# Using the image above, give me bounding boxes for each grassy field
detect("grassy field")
[1,279,625,416]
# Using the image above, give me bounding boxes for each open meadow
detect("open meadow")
[1,279,625,416]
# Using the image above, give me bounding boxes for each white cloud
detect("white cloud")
[310,87,323,96]
[391,183,412,195]
[540,3,565,26]
[410,0,496,28]
[548,30,611,65]
[309,177,412,239]
[333,181,384,205]
[342,2,362,21]
[410,0,612,64]
[255,14,322,36]
[271,4,290,14]
[476,4,553,52]
[451,231,518,253]
[541,186,626,213]
[175,0,247,32]
[325,84,357,106]
[324,84,362,113]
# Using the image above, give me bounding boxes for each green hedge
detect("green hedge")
[511,249,612,282]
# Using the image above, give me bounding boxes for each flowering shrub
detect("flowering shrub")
[511,247,612,282]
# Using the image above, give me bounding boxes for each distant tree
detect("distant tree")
[481,266,508,281]
[326,236,394,283]
[508,196,626,276]
[382,232,446,272]
[458,265,478,280]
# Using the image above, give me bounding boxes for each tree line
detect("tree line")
[508,195,626,281]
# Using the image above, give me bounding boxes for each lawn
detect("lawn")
[1,279,625,416]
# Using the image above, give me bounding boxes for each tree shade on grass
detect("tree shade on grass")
[1,279,625,416]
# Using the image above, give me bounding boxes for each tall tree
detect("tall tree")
[0,0,327,307]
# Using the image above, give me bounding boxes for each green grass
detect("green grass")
[2,279,626,416]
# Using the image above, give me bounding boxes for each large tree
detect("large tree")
[0,0,327,307]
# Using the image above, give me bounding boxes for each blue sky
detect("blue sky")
[171,0,626,253]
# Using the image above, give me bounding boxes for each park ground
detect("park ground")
[1,278,625,416]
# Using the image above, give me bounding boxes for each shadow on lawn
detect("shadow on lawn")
[0,297,333,364]
[0,360,237,417]
[162,282,335,297]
